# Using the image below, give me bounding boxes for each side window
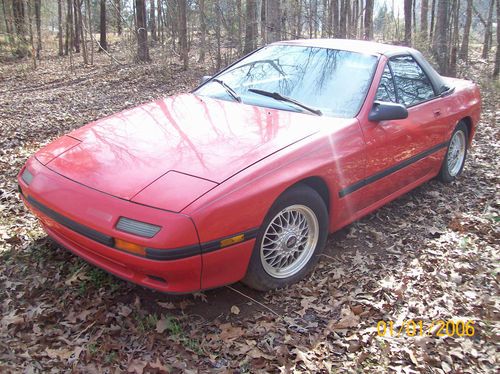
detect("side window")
[375,64,397,103]
[389,55,435,107]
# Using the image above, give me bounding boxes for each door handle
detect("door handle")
[433,109,442,117]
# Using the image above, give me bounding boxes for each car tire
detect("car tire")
[242,184,329,291]
[438,121,469,183]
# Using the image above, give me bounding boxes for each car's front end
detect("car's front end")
[18,156,204,293]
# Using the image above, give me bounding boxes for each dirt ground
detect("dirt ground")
[0,46,498,373]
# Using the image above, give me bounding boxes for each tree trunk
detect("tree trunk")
[26,0,35,64]
[262,0,268,43]
[150,0,157,41]
[429,0,436,41]
[197,0,205,61]
[332,0,339,37]
[58,0,63,56]
[116,0,122,35]
[404,0,412,45]
[215,1,221,70]
[178,0,188,69]
[432,0,450,74]
[236,0,242,52]
[12,0,26,39]
[34,0,41,58]
[364,0,374,40]
[2,0,13,44]
[85,0,93,64]
[76,0,87,64]
[135,0,150,61]
[99,0,107,51]
[266,0,281,42]
[420,0,428,41]
[339,0,346,38]
[65,0,74,56]
[449,0,459,76]
[459,0,472,62]
[73,0,80,53]
[493,0,499,76]
[157,0,163,43]
[244,0,257,54]
[296,0,302,38]
[482,0,494,59]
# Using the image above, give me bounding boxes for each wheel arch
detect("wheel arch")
[459,116,474,145]
[285,176,331,214]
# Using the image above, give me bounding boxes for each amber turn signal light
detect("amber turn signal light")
[115,238,146,256]
[220,234,245,248]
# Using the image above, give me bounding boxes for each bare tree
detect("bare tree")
[99,0,108,51]
[76,0,87,64]
[34,0,41,58]
[494,0,499,76]
[150,0,157,41]
[65,0,74,55]
[404,0,412,45]
[58,0,63,56]
[364,0,374,40]
[482,0,494,59]
[73,0,80,53]
[429,0,436,41]
[420,0,428,41]
[116,0,122,35]
[339,0,347,38]
[449,0,459,76]
[332,0,339,37]
[1,0,13,47]
[198,0,206,62]
[432,0,450,74]
[459,0,473,62]
[266,0,281,42]
[135,0,150,61]
[178,0,188,69]
[85,0,93,64]
[244,0,257,53]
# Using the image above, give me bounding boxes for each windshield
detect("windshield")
[194,45,378,118]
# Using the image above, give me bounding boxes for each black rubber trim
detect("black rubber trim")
[26,195,115,247]
[339,142,448,198]
[200,228,259,254]
[145,227,259,260]
[145,244,201,261]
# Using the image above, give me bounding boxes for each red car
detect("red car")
[18,40,481,293]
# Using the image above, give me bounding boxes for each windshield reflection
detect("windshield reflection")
[195,45,378,118]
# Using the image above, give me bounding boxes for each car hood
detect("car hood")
[39,94,323,205]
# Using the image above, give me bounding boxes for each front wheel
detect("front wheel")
[242,184,328,291]
[438,121,469,183]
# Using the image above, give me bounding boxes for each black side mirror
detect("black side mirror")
[369,101,408,122]
[200,75,212,85]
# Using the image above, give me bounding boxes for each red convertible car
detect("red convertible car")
[18,40,480,293]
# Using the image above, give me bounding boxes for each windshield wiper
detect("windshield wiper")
[248,89,322,116]
[211,78,241,103]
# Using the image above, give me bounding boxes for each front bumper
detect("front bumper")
[18,157,256,293]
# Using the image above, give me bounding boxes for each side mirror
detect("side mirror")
[200,75,212,85]
[369,101,408,122]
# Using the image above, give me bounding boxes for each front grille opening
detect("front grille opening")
[147,274,167,283]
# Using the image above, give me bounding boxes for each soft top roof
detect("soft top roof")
[276,39,414,56]
[274,39,448,93]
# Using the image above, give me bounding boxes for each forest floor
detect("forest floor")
[0,44,498,373]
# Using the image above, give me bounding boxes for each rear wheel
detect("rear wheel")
[438,121,469,183]
[242,184,328,291]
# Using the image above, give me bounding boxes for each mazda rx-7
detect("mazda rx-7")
[18,39,481,293]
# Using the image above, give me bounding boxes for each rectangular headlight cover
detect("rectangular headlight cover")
[116,217,161,238]
[21,168,34,185]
